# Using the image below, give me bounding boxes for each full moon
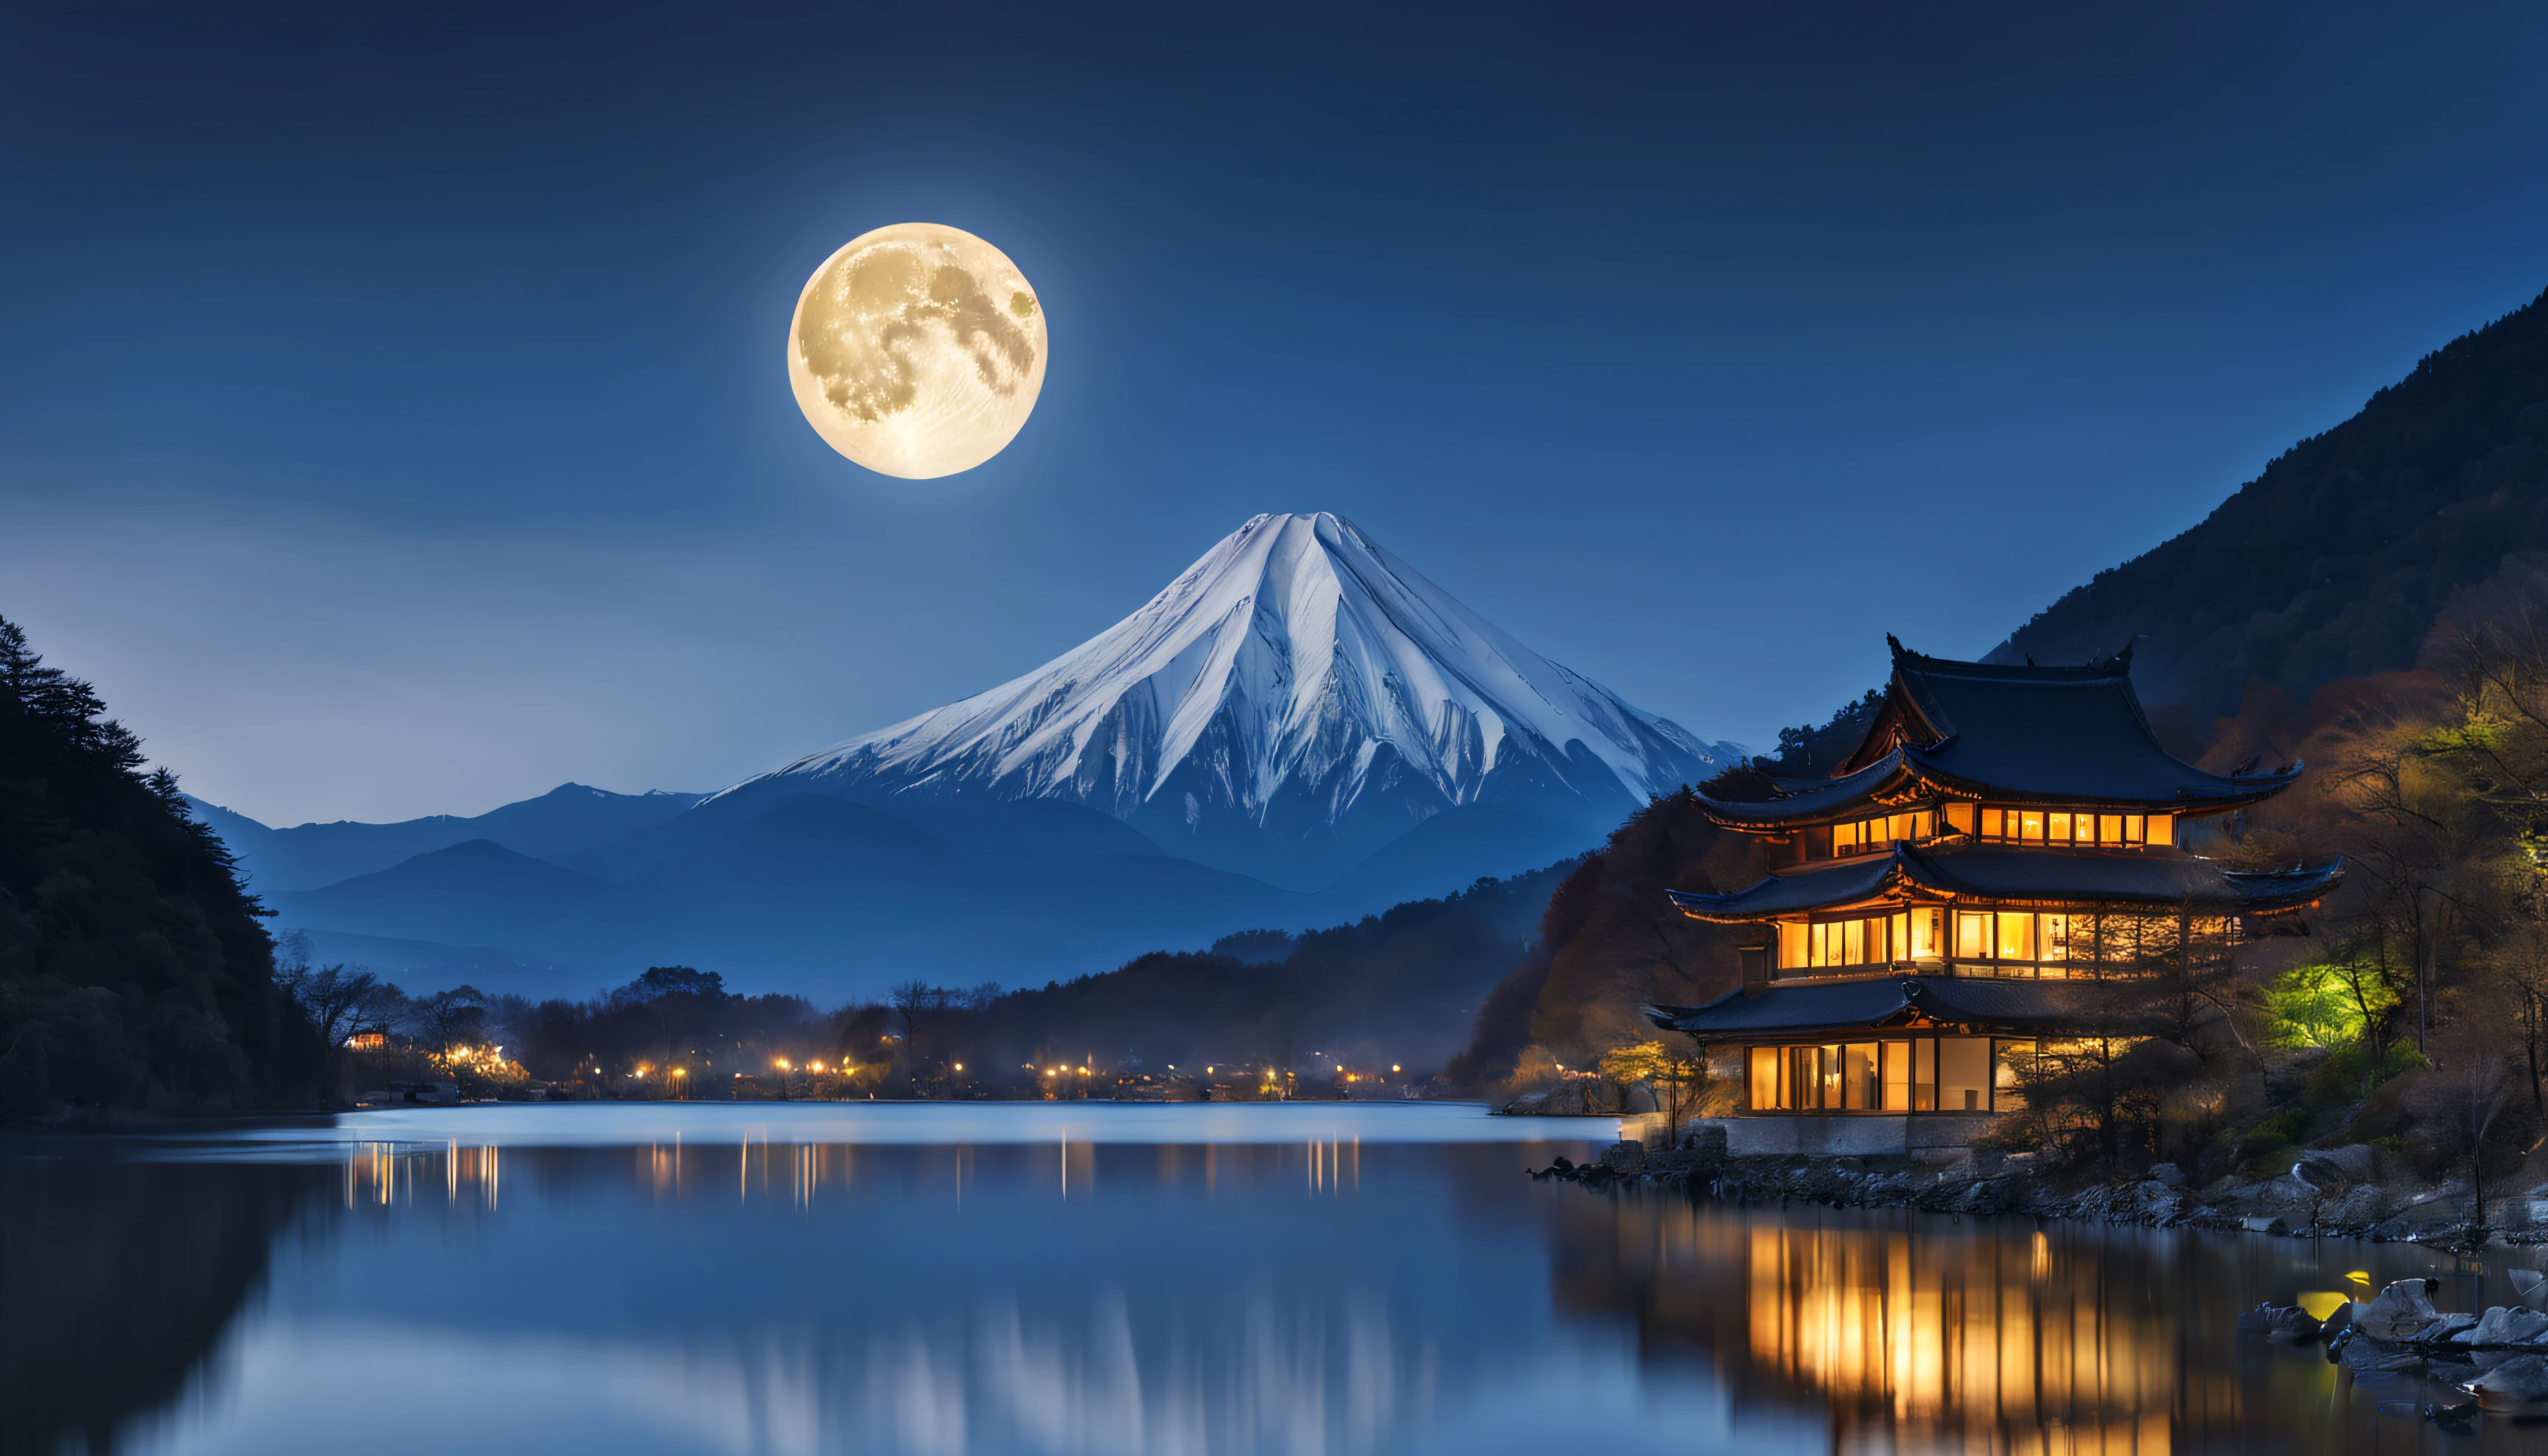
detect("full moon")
[786,222,1046,479]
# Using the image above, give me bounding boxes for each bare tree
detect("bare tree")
[409,985,488,1059]
[2418,1050,2518,1241]
[276,962,395,1048]
[2492,908,2548,1110]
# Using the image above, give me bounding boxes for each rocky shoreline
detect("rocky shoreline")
[1535,1137,2548,1251]
[2252,1277,2548,1414]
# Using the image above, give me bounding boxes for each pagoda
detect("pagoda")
[1644,638,2342,1156]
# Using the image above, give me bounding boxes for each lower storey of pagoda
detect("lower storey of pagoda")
[1743,1034,2041,1115]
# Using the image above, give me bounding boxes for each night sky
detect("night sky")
[5,2,2545,825]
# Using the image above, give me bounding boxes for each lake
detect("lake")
[6,1100,2543,1454]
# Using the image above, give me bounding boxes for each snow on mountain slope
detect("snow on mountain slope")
[721,513,1741,886]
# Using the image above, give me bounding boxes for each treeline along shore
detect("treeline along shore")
[278,863,1561,1108]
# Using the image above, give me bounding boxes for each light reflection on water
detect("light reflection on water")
[11,1103,2548,1454]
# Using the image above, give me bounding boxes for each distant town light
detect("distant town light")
[1391,1065,1401,1073]
[954,1062,964,1072]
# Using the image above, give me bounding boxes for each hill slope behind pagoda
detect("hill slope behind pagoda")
[1993,285,2548,722]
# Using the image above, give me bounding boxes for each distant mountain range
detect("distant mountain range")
[1993,284,2548,724]
[194,513,1739,1000]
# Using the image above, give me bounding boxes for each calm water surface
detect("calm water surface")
[8,1101,2548,1455]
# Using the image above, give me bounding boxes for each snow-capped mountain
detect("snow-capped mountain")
[719,512,1741,889]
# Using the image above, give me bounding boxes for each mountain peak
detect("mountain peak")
[727,513,1738,886]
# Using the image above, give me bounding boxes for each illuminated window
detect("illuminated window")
[1943,802,1975,834]
[1938,1037,1990,1112]
[1841,1043,1879,1109]
[1749,1046,1783,1109]
[1831,809,1941,856]
[1971,807,2158,848]
[1778,921,1808,968]
[2041,912,2069,961]
[1996,912,2035,962]
[1880,1040,1912,1110]
[1994,1040,2036,1113]
[1842,919,1865,965]
[1954,911,1990,959]
[1908,908,1941,958]
[1790,1045,1825,1109]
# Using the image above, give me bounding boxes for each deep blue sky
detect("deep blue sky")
[5,2,2545,826]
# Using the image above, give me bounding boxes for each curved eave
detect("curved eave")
[1665,846,2347,922]
[2221,858,2349,914]
[1643,974,2172,1039]
[1693,753,1917,827]
[1903,750,2306,814]
[1695,748,2304,830]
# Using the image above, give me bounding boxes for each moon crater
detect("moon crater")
[788,223,1046,479]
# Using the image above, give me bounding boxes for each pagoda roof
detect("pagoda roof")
[1643,974,2169,1040]
[1696,639,2301,826]
[1664,842,2343,921]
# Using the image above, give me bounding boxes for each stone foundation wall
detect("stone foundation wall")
[1702,1113,1995,1159]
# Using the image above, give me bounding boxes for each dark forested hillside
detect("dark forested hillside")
[1442,792,1765,1094]
[0,616,317,1116]
[1993,286,2548,723]
[931,861,1576,1080]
